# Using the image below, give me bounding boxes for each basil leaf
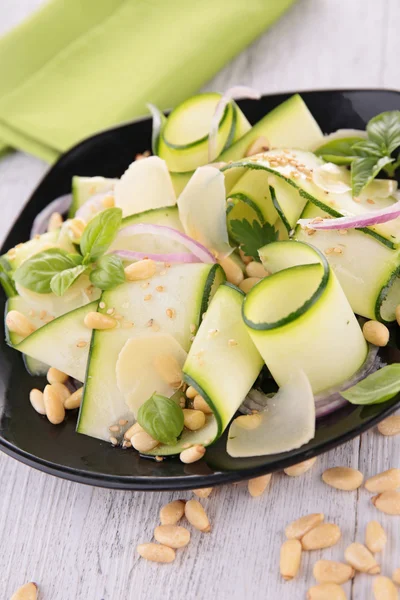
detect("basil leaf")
[68,254,83,266]
[89,255,125,290]
[13,248,80,294]
[314,136,364,165]
[341,364,400,405]
[351,155,394,197]
[137,393,184,445]
[50,265,87,296]
[80,207,122,264]
[367,111,400,156]
[352,140,383,158]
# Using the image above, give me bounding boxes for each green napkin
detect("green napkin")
[0,0,296,163]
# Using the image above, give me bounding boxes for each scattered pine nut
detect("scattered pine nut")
[301,523,341,551]
[109,425,120,433]
[43,384,65,425]
[154,525,191,548]
[184,499,211,532]
[183,409,206,431]
[6,310,36,338]
[193,395,212,414]
[239,277,261,293]
[64,387,83,410]
[373,576,398,600]
[48,211,63,232]
[365,468,400,492]
[344,542,380,573]
[245,261,269,279]
[193,487,213,498]
[248,474,271,497]
[285,513,324,540]
[307,583,346,600]
[29,389,46,415]
[10,582,38,600]
[186,386,197,400]
[392,568,400,585]
[362,320,389,347]
[235,413,263,430]
[50,382,71,402]
[119,419,128,426]
[47,367,68,385]
[109,436,118,445]
[131,431,159,453]
[284,457,317,477]
[137,543,175,563]
[180,445,205,464]
[125,259,157,281]
[84,311,116,330]
[322,466,364,491]
[153,354,183,389]
[160,500,186,525]
[280,539,302,580]
[218,256,244,286]
[372,491,400,515]
[365,521,387,553]
[377,416,400,436]
[68,218,85,239]
[124,422,143,440]
[313,560,355,585]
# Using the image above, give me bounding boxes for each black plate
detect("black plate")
[1,90,400,490]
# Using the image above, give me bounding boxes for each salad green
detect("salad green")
[341,364,400,405]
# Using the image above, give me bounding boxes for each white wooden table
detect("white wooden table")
[1,1,400,598]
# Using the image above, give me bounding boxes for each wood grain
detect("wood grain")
[1,1,399,598]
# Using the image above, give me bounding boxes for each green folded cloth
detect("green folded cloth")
[0,0,296,163]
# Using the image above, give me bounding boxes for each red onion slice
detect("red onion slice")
[30,194,72,238]
[298,201,400,231]
[208,86,261,162]
[112,250,200,263]
[113,223,216,264]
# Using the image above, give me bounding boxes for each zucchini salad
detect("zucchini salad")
[2,89,400,463]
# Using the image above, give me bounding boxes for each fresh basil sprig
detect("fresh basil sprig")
[80,207,122,264]
[89,255,125,290]
[137,393,184,446]
[341,364,400,405]
[50,264,87,296]
[315,111,400,197]
[13,248,83,294]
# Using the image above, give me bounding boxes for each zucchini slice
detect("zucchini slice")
[69,176,117,218]
[295,202,400,322]
[78,263,224,441]
[244,241,368,394]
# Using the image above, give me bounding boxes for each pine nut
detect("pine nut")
[284,457,317,477]
[137,542,175,563]
[362,320,389,346]
[392,568,400,585]
[307,583,346,600]
[29,389,46,415]
[322,466,364,491]
[372,491,400,515]
[153,354,183,388]
[365,521,387,553]
[245,136,269,157]
[64,387,83,410]
[180,444,205,464]
[10,582,38,600]
[6,310,36,338]
[124,422,143,440]
[344,542,380,573]
[186,386,197,400]
[285,513,324,540]
[301,523,341,551]
[248,474,271,497]
[184,499,211,532]
[154,525,190,548]
[377,416,400,436]
[373,576,398,600]
[239,248,252,265]
[43,384,65,425]
[235,413,263,430]
[245,261,269,279]
[193,395,213,414]
[280,539,302,580]
[365,468,400,492]
[47,211,63,232]
[50,382,71,402]
[84,311,116,329]
[131,431,159,453]
[183,409,206,431]
[102,195,115,208]
[218,256,244,286]
[313,560,355,585]
[124,259,157,281]
[47,367,68,384]
[193,487,212,498]
[239,277,261,293]
[68,218,86,239]
[160,500,186,525]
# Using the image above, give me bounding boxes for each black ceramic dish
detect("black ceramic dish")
[1,90,400,491]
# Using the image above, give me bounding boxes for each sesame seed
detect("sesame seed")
[28,309,36,317]
[291,171,300,178]
[76,340,88,348]
[306,176,313,181]
[156,286,165,292]
[325,248,334,255]
[119,419,128,426]
[159,269,167,276]
[166,308,175,319]
[39,310,47,320]
[106,308,114,315]
[34,234,41,240]
[144,294,152,301]
[208,328,219,337]
[141,282,150,289]
[109,425,120,432]
[228,339,238,347]
[99,301,106,309]
[367,198,375,204]
[306,229,316,236]
[269,160,279,167]
[155,456,164,462]
[333,247,343,254]
[114,313,123,320]
[122,320,134,329]
[146,319,154,327]
[164,262,171,268]
[353,197,361,203]
[109,436,118,446]
[190,324,197,333]
[339,229,348,235]
[311,217,324,224]
[283,149,290,154]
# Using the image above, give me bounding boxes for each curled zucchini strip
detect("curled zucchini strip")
[243,241,368,394]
